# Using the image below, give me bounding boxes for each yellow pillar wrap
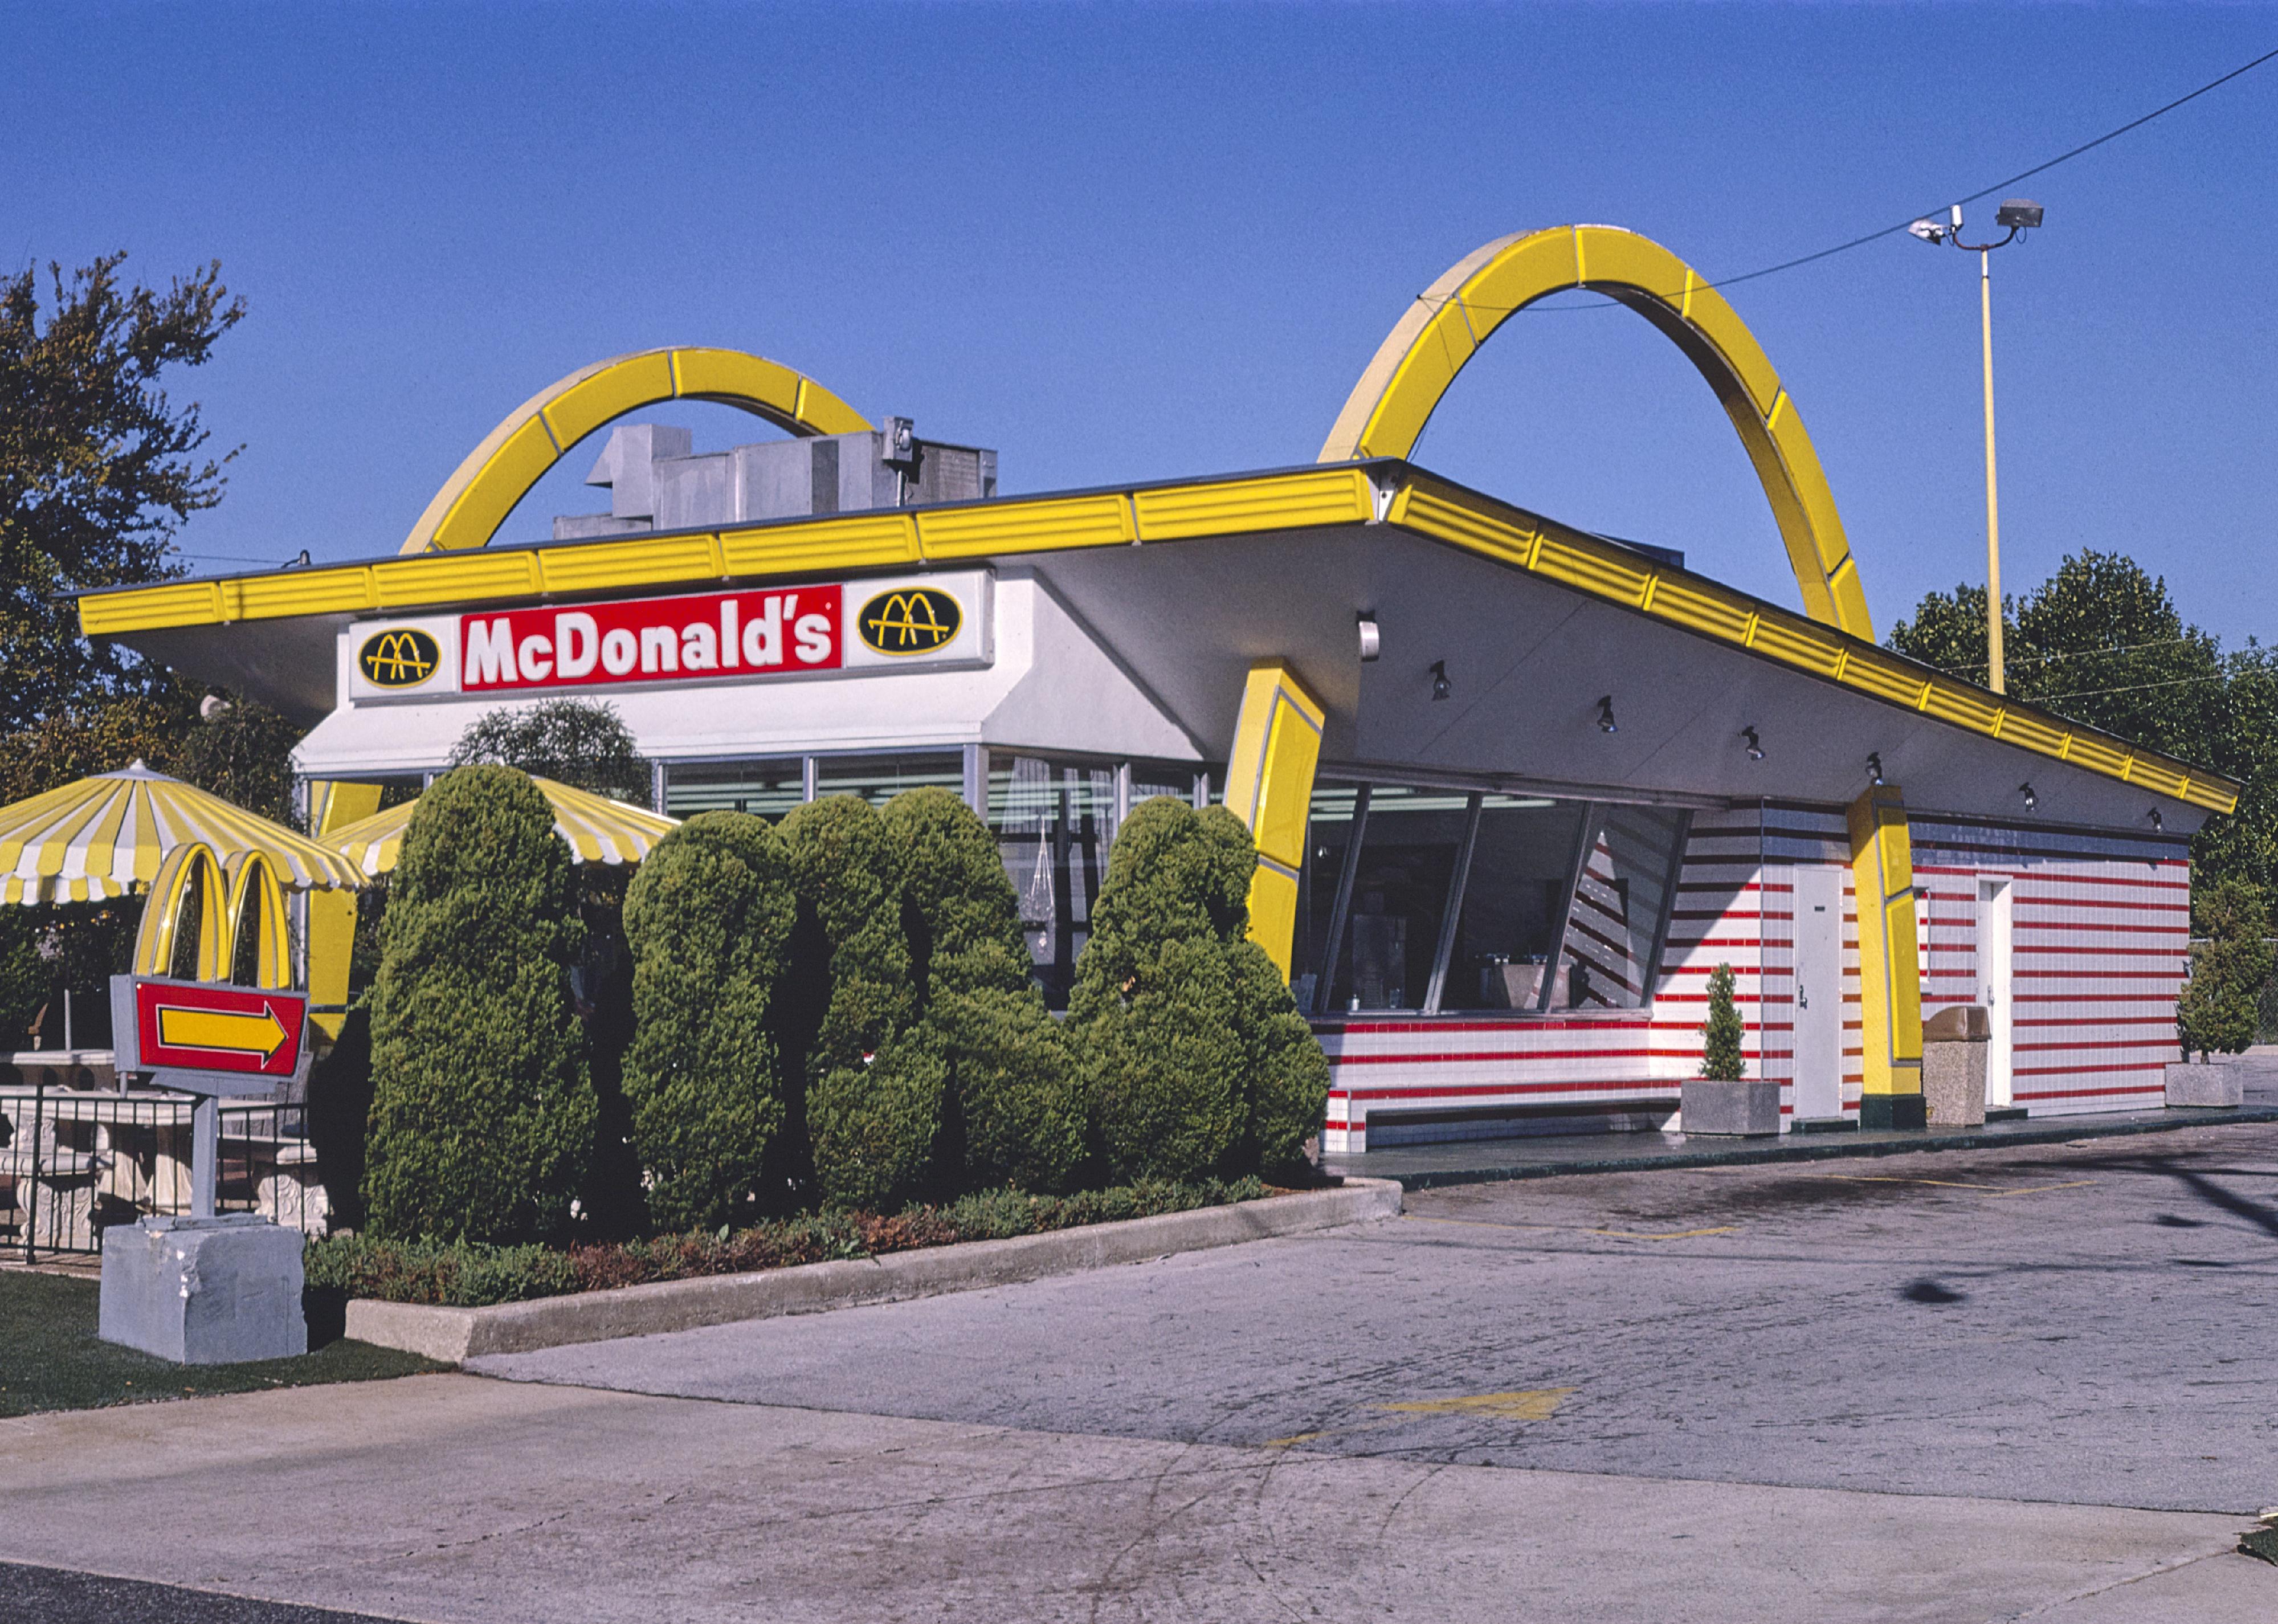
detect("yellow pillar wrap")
[1847,782,1925,1128]
[1222,663,1326,980]
[305,781,382,1038]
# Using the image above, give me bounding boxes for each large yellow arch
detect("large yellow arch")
[1320,226,1874,639]
[401,346,873,554]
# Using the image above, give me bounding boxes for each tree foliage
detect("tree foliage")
[1699,964,1745,1081]
[883,786,1081,1193]
[621,812,797,1231]
[450,699,650,802]
[2177,876,2272,1062]
[1068,797,1328,1182]
[363,766,597,1243]
[0,254,243,730]
[779,795,941,1209]
[1889,551,2277,914]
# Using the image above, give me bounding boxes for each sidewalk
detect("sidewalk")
[1324,1060,2278,1189]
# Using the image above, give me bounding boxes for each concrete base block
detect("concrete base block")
[1923,1043,1989,1127]
[2165,1063,2243,1109]
[99,1214,307,1365]
[1680,1079,1781,1137]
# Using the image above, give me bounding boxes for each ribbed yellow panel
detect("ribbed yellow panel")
[237,568,378,619]
[720,513,918,576]
[1847,785,1922,1096]
[1841,652,1932,709]
[2124,757,2189,801]
[1920,682,2006,733]
[1995,709,2068,757]
[538,534,722,594]
[1647,577,1756,644]
[1531,533,1655,609]
[1745,615,1846,679]
[2063,733,2132,779]
[373,550,544,608]
[917,495,1132,560]
[79,581,223,634]
[2184,777,2238,814]
[1222,663,1326,979]
[1133,470,1373,541]
[1384,485,1540,566]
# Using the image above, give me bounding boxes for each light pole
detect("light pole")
[1909,198,2044,696]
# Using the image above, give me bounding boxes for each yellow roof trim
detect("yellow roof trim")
[75,463,2234,814]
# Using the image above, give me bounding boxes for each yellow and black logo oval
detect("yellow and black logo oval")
[358,627,441,688]
[858,587,962,656]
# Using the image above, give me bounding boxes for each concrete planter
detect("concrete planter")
[1679,1079,1781,1137]
[2165,1062,2243,1108]
[345,1178,1404,1365]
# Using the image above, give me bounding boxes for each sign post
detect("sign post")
[100,975,313,1362]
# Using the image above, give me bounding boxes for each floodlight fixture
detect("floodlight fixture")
[1741,725,1764,762]
[1867,752,1886,786]
[1596,696,1618,735]
[2020,781,2038,811]
[1994,198,2044,232]
[1908,218,1950,245]
[1430,659,1451,701]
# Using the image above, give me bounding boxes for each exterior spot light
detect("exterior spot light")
[2020,781,2038,811]
[1994,198,2044,232]
[1907,217,1951,245]
[1741,726,1763,762]
[1430,660,1451,701]
[1596,696,1618,735]
[2148,807,2163,831]
[1357,615,1381,663]
[1867,752,1885,786]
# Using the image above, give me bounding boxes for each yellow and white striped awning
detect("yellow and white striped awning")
[326,775,680,878]
[0,761,366,904]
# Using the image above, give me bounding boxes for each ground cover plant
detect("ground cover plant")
[306,1176,1271,1307]
[0,1269,439,1419]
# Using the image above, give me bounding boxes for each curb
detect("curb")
[344,1178,1402,1364]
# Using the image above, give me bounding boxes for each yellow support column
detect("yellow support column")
[1847,783,1925,1128]
[1221,663,1326,980]
[305,781,382,1038]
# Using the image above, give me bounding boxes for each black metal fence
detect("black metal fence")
[0,1086,326,1260]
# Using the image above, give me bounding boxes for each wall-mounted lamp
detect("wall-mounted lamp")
[1357,615,1381,663]
[2019,781,2038,811]
[2148,807,2163,832]
[1867,752,1885,786]
[1430,660,1451,701]
[1596,696,1618,735]
[1741,725,1764,762]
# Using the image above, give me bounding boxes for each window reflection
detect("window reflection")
[1554,806,1688,1010]
[1449,797,1589,1011]
[990,757,1117,1008]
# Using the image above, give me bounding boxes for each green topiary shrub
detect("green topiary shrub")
[620,811,798,1231]
[779,795,939,1209]
[362,765,597,1243]
[1068,797,1328,1183]
[2178,876,2273,1062]
[883,786,1081,1193]
[1699,963,1745,1080]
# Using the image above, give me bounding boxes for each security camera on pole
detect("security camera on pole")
[1908,199,2046,696]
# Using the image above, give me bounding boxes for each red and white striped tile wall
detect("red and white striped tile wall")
[1316,801,2189,1151]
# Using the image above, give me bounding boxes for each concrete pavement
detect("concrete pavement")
[2,1121,2274,1621]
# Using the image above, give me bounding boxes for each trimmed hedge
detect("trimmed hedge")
[306,1176,1271,1307]
[362,766,597,1244]
[779,795,939,1209]
[884,786,1082,1193]
[620,811,798,1231]
[2178,876,2272,1060]
[1068,797,1328,1182]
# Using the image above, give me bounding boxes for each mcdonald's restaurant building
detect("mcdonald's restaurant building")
[79,228,2236,1154]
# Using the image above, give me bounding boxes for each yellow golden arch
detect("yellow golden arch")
[1319,225,1875,640]
[133,844,295,990]
[401,346,872,554]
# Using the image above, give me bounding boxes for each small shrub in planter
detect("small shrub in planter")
[621,811,797,1231]
[362,766,597,1244]
[780,795,939,1209]
[1069,797,1328,1183]
[2177,876,2273,1062]
[883,786,1081,1193]
[1699,964,1745,1080]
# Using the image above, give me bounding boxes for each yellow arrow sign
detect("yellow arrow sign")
[157,1003,290,1060]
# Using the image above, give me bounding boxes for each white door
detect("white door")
[1978,879,2014,1107]
[1793,868,1844,1120]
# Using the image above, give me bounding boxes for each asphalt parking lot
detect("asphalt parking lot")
[4,1120,2273,1622]
[483,1120,2278,1513]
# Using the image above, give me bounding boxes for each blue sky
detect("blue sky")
[13,4,2276,647]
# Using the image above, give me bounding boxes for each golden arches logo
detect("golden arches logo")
[359,627,440,687]
[859,588,961,655]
